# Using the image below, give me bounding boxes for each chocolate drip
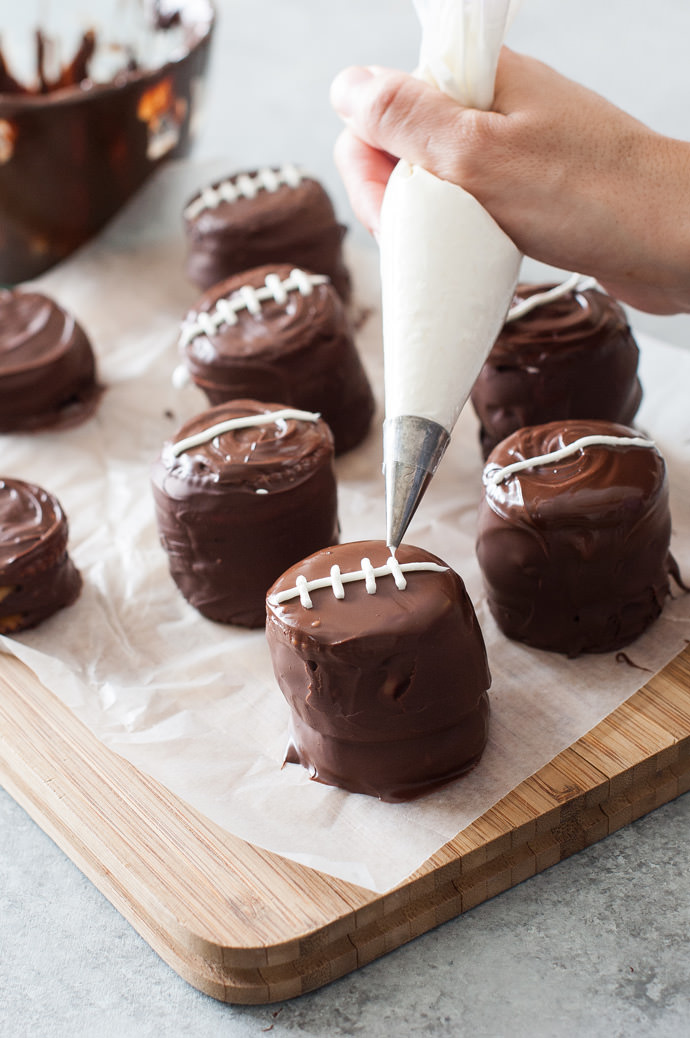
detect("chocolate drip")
[0,51,25,94]
[180,264,375,455]
[471,283,642,459]
[476,419,674,656]
[266,540,491,802]
[0,477,82,634]
[151,400,339,628]
[184,170,352,302]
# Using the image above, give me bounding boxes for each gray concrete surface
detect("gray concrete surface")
[2,2,690,1035]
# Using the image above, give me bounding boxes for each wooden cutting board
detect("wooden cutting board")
[1,646,689,1004]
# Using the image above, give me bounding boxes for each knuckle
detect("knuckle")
[439,109,499,186]
[365,71,418,138]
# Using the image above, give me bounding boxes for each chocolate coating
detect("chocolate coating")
[0,477,82,633]
[0,4,214,283]
[184,170,352,301]
[476,420,674,656]
[151,400,339,628]
[180,263,375,455]
[266,540,491,802]
[0,289,102,432]
[471,283,642,459]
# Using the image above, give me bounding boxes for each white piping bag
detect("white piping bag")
[381,0,523,548]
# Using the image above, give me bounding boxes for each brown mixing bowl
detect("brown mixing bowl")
[0,1,215,284]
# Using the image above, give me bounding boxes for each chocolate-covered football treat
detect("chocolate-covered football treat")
[151,400,339,628]
[0,477,82,633]
[177,264,375,455]
[476,420,677,656]
[266,540,491,802]
[183,165,352,300]
[470,278,643,459]
[0,289,102,432]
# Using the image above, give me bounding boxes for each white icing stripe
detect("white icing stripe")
[170,408,321,457]
[268,558,448,608]
[362,557,377,594]
[487,434,657,486]
[506,273,599,323]
[184,164,305,219]
[180,269,329,347]
[330,565,345,599]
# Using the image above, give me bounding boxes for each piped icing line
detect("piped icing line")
[180,269,330,347]
[269,557,448,609]
[506,273,599,323]
[486,434,657,486]
[170,408,321,457]
[184,164,305,219]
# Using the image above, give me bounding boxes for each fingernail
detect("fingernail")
[330,65,375,118]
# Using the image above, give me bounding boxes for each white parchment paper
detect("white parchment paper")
[2,160,690,893]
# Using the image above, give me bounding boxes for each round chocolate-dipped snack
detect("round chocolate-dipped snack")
[151,400,339,628]
[177,264,375,455]
[266,540,491,802]
[184,165,352,300]
[0,477,82,633]
[470,278,643,459]
[476,420,676,656]
[0,289,102,432]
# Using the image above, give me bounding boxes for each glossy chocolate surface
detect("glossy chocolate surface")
[476,420,674,656]
[0,477,82,633]
[0,3,214,284]
[0,289,102,431]
[471,283,642,459]
[184,170,352,301]
[180,263,375,454]
[151,400,339,628]
[266,540,491,802]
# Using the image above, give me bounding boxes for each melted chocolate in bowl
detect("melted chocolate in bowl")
[0,2,215,284]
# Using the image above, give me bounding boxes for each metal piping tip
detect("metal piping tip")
[384,415,451,549]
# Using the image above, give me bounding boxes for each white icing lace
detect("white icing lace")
[184,164,305,219]
[180,269,329,347]
[170,408,321,457]
[506,273,599,323]
[486,434,657,486]
[269,556,448,609]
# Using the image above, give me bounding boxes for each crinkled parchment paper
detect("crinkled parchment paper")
[2,160,690,893]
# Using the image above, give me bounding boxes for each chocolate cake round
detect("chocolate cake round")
[0,477,82,633]
[476,420,675,656]
[0,289,101,432]
[151,400,339,628]
[470,279,642,459]
[184,165,352,301]
[266,540,491,802]
[178,263,375,454]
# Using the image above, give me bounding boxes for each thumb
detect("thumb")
[330,65,471,181]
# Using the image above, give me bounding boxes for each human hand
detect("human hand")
[330,49,690,315]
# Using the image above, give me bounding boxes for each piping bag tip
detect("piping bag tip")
[384,415,451,550]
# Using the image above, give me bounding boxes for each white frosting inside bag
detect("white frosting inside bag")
[381,162,520,428]
[380,0,523,434]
